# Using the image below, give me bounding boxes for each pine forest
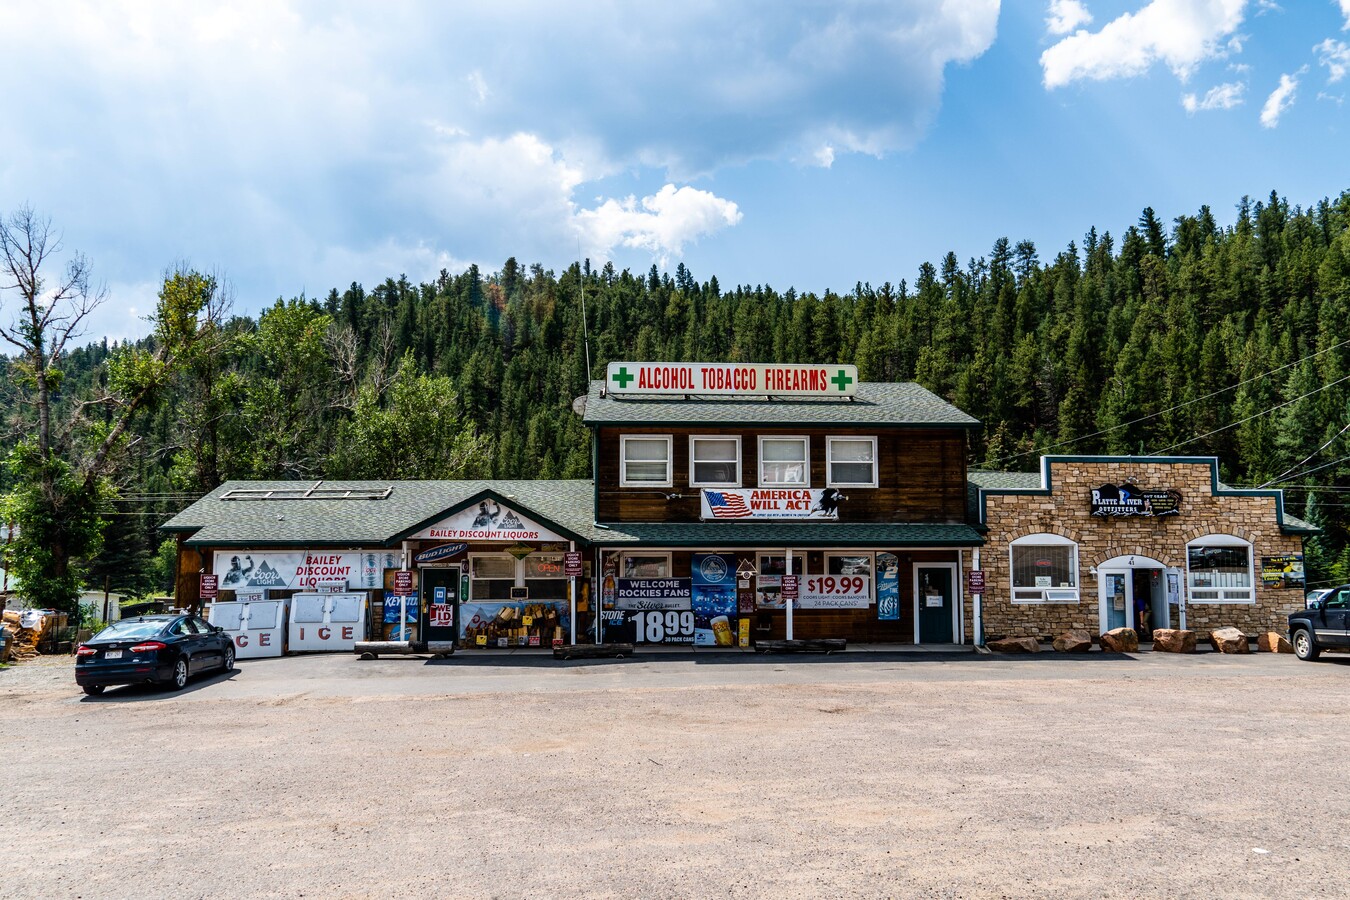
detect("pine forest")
[4,189,1350,602]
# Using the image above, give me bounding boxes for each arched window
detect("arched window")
[1186,534,1254,603]
[1009,533,1079,604]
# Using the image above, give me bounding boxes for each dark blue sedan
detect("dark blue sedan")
[75,614,235,696]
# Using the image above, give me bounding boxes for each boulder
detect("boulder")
[1052,630,1093,653]
[1257,631,1293,654]
[1150,628,1197,653]
[1208,627,1250,654]
[1099,627,1139,653]
[987,636,1041,653]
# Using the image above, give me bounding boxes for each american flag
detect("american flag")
[705,491,753,518]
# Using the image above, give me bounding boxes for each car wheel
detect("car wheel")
[82,685,105,696]
[222,645,235,672]
[169,657,189,690]
[1293,629,1320,661]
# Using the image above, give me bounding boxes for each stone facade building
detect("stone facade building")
[969,456,1316,641]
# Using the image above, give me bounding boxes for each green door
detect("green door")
[917,566,954,644]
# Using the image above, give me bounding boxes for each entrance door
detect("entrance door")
[420,566,461,649]
[915,565,956,644]
[1101,571,1132,631]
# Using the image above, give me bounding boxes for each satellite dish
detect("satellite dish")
[571,395,588,416]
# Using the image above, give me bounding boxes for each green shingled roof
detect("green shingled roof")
[590,521,983,547]
[166,480,598,547]
[165,478,982,548]
[581,380,980,428]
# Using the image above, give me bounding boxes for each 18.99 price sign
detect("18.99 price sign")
[797,575,871,609]
[603,609,696,644]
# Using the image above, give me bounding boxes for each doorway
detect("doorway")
[420,565,461,649]
[1097,556,1170,636]
[913,563,959,644]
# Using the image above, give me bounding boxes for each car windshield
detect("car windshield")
[93,619,170,641]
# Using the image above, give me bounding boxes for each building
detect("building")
[968,456,1316,641]
[162,363,1315,651]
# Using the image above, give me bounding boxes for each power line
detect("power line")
[1261,452,1350,488]
[985,335,1350,467]
[1256,421,1350,488]
[1146,371,1350,456]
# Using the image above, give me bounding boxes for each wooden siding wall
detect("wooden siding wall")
[596,426,969,523]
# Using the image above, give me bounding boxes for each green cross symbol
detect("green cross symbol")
[613,366,634,389]
[831,369,853,391]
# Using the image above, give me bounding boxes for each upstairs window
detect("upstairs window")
[1010,534,1079,604]
[827,437,877,487]
[620,435,672,487]
[759,436,809,486]
[1187,537,1254,603]
[690,436,741,487]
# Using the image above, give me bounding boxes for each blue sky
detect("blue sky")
[1,1,1348,341]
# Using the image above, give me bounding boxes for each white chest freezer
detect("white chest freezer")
[288,592,367,652]
[206,599,287,659]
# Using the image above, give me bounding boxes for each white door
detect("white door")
[1099,571,1134,632]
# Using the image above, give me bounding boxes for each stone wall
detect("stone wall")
[972,460,1307,641]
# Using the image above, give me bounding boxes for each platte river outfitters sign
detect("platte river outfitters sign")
[1089,483,1182,518]
[606,362,858,397]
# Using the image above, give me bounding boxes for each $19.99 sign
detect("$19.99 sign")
[796,575,871,609]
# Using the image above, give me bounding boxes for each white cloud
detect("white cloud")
[1316,38,1350,83]
[1181,80,1246,112]
[1260,71,1301,127]
[0,1,1000,335]
[1341,0,1350,29]
[1041,0,1247,88]
[576,186,743,265]
[1047,1,1094,35]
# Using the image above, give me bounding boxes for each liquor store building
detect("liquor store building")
[968,456,1318,641]
[163,363,987,649]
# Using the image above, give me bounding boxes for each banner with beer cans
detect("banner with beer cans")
[213,550,396,591]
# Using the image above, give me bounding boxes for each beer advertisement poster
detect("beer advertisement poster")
[691,553,737,646]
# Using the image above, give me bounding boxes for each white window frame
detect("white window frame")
[619,552,673,579]
[688,435,741,488]
[1009,533,1080,604]
[1185,534,1255,604]
[826,436,878,488]
[757,435,811,488]
[620,434,673,487]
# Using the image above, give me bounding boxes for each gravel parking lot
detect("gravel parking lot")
[2,649,1347,899]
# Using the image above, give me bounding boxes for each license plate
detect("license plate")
[105,649,123,659]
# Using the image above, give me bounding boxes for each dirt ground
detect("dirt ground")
[2,649,1348,899]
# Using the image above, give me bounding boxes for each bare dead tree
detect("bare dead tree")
[0,206,107,457]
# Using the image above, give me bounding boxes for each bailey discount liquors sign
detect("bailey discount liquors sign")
[606,362,858,397]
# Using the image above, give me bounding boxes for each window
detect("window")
[621,553,672,578]
[1187,537,1254,603]
[620,435,672,486]
[1010,534,1079,603]
[470,553,516,600]
[759,436,809,486]
[689,436,741,487]
[524,553,567,599]
[825,553,874,578]
[827,437,877,487]
[757,553,805,577]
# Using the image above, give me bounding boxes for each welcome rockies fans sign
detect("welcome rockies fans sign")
[606,362,858,397]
